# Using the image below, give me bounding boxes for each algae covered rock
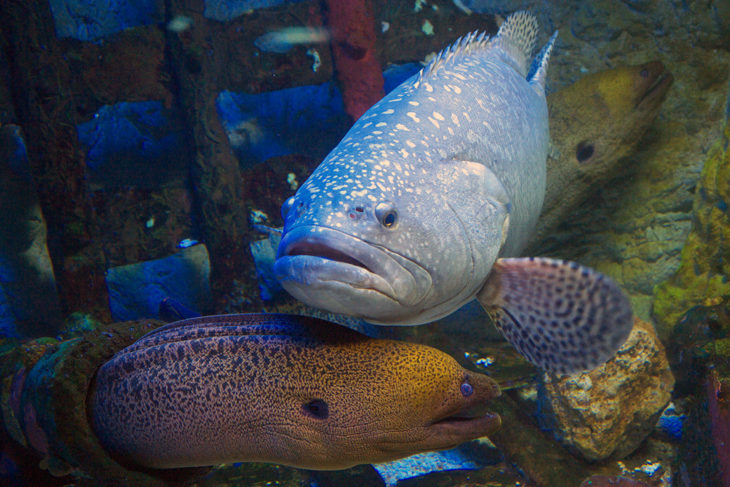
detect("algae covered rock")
[653,118,730,339]
[537,317,674,461]
[669,298,730,486]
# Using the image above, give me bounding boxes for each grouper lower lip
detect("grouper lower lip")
[275,225,431,307]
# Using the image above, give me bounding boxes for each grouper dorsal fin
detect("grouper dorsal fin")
[417,30,491,83]
[417,11,540,83]
[527,30,558,92]
[492,11,539,77]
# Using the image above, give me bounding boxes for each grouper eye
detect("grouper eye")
[375,202,398,229]
[302,399,329,419]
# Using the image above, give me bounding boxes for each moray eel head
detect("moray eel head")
[89,314,501,470]
[288,340,502,469]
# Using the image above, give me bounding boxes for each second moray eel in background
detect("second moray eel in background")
[527,61,674,252]
[89,313,501,470]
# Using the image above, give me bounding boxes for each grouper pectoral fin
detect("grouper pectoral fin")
[476,257,633,374]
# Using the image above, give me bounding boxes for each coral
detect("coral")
[325,0,384,120]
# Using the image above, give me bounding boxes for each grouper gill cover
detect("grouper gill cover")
[275,11,557,325]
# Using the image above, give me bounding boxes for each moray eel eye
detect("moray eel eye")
[575,140,595,163]
[375,202,398,229]
[460,381,473,397]
[303,399,329,419]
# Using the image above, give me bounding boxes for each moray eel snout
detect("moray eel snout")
[89,314,501,471]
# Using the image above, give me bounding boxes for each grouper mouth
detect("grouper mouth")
[274,225,432,310]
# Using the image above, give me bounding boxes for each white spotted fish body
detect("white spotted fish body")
[275,12,633,374]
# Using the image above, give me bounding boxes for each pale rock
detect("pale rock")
[537,317,674,461]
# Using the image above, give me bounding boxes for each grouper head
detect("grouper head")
[274,149,510,325]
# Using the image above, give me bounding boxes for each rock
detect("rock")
[0,125,61,338]
[537,317,674,461]
[105,244,212,321]
[77,101,187,189]
[666,296,730,395]
[203,0,306,22]
[579,476,650,487]
[707,369,730,487]
[668,298,730,486]
[653,108,730,339]
[48,0,161,41]
[216,85,349,169]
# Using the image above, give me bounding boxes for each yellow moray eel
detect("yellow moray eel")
[528,61,674,250]
[89,313,501,470]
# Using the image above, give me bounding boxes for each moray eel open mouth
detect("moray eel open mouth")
[635,61,674,110]
[395,374,502,452]
[429,411,501,435]
[274,226,432,313]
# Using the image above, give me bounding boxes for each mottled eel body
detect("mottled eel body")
[89,313,501,470]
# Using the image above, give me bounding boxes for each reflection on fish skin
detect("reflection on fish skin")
[90,313,501,470]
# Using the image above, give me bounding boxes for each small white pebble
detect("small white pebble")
[476,357,494,368]
[421,19,434,36]
[250,209,269,224]
[287,172,299,190]
[307,48,321,73]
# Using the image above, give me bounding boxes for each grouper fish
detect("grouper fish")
[89,313,501,470]
[274,11,634,374]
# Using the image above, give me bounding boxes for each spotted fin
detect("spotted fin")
[493,11,539,76]
[527,30,558,92]
[476,257,633,374]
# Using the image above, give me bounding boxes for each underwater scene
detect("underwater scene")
[0,0,729,486]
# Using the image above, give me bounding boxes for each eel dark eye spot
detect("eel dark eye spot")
[303,399,329,419]
[460,381,473,397]
[576,141,595,163]
[640,68,649,78]
[375,201,398,229]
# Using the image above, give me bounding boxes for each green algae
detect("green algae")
[653,120,730,339]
